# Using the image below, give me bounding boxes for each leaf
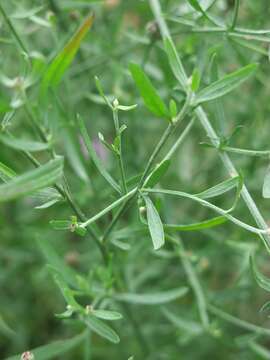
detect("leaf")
[162,308,203,335]
[142,194,165,250]
[41,14,94,93]
[84,316,120,344]
[186,0,205,12]
[169,99,178,118]
[78,115,121,194]
[114,287,188,305]
[263,164,270,198]
[38,238,78,287]
[5,333,86,360]
[0,314,15,338]
[195,176,240,199]
[249,341,270,360]
[191,67,201,91]
[0,161,16,182]
[164,216,227,231]
[143,188,266,236]
[0,133,49,152]
[129,63,169,118]
[0,157,63,202]
[164,37,187,88]
[143,159,170,188]
[250,255,270,292]
[91,309,123,321]
[53,272,81,310]
[195,64,258,104]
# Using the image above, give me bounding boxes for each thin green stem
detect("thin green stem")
[0,3,29,55]
[163,117,195,161]
[113,109,127,193]
[149,0,270,250]
[166,234,209,329]
[208,304,270,336]
[101,123,175,243]
[81,189,136,228]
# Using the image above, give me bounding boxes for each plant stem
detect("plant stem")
[101,122,175,243]
[113,109,127,193]
[81,188,137,228]
[166,234,209,329]
[0,3,29,55]
[149,0,270,250]
[163,117,195,161]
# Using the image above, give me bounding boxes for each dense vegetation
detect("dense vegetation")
[1,0,270,359]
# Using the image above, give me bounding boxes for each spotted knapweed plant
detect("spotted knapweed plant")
[1,0,270,358]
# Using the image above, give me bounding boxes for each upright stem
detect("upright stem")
[149,0,270,250]
[101,122,175,243]
[113,109,127,193]
[0,3,29,56]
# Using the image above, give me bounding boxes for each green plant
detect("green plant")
[1,0,270,359]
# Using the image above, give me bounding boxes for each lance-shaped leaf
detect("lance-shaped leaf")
[195,176,240,199]
[164,216,227,232]
[142,194,165,250]
[91,309,123,321]
[114,286,188,305]
[5,333,86,360]
[143,159,170,188]
[164,37,187,88]
[195,64,258,104]
[0,161,16,182]
[129,63,169,118]
[0,157,63,202]
[250,255,270,292]
[84,316,120,344]
[41,14,94,93]
[78,115,121,194]
[0,133,49,152]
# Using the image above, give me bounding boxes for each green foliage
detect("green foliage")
[1,0,270,359]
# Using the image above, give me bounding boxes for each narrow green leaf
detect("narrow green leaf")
[0,161,16,182]
[91,309,123,321]
[0,314,15,338]
[164,37,187,88]
[144,159,170,188]
[164,216,227,231]
[142,194,165,250]
[250,255,270,292]
[78,115,121,194]
[84,316,120,344]
[263,164,270,198]
[0,133,49,152]
[195,64,258,104]
[191,67,201,91]
[162,308,203,335]
[95,76,112,108]
[5,333,86,360]
[114,286,188,305]
[0,157,63,202]
[186,0,204,12]
[129,63,169,118]
[249,341,270,360]
[53,272,81,309]
[41,14,94,93]
[169,99,178,118]
[195,176,240,199]
[143,188,266,236]
[38,239,78,287]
